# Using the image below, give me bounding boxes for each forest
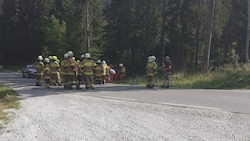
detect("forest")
[0,0,249,75]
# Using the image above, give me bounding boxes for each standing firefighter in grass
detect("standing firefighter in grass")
[60,53,68,88]
[146,56,157,88]
[118,63,126,83]
[81,53,96,90]
[33,55,44,86]
[43,58,51,88]
[50,56,62,86]
[161,56,172,88]
[94,60,104,84]
[65,51,76,89]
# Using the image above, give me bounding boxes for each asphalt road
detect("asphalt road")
[1,71,250,114]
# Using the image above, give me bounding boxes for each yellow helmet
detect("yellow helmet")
[52,56,57,61]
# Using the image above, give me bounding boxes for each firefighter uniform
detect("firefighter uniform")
[118,63,126,83]
[82,53,96,90]
[94,60,104,84]
[78,54,87,86]
[102,61,110,84]
[43,58,51,89]
[65,51,76,89]
[146,56,157,88]
[50,56,62,86]
[33,55,44,86]
[60,53,68,88]
[73,58,81,89]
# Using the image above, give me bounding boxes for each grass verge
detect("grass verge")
[124,64,250,89]
[2,65,24,73]
[0,83,19,129]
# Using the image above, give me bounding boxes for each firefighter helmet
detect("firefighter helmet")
[37,55,43,61]
[85,53,91,58]
[52,56,57,61]
[81,54,85,59]
[44,58,49,63]
[97,60,101,64]
[67,51,74,57]
[64,53,68,59]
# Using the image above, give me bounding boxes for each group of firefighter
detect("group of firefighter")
[145,55,172,88]
[33,50,172,89]
[33,51,127,89]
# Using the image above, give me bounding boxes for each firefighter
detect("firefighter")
[102,60,110,84]
[33,55,44,86]
[49,56,53,62]
[146,56,157,88]
[73,57,81,89]
[65,51,76,89]
[118,63,126,83]
[161,56,172,88]
[82,53,96,90]
[78,54,86,86]
[43,58,51,89]
[50,56,62,86]
[60,53,68,89]
[94,60,104,84]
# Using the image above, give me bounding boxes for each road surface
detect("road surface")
[0,71,250,141]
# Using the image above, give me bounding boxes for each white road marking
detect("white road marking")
[101,96,136,101]
[158,102,221,110]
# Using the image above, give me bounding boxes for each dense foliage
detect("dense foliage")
[0,0,248,75]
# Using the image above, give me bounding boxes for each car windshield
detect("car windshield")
[27,65,34,69]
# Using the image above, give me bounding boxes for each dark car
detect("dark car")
[22,64,37,78]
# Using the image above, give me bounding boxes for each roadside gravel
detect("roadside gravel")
[0,87,250,141]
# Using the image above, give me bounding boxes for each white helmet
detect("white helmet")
[64,53,68,59]
[148,56,153,62]
[119,63,123,67]
[38,55,43,61]
[48,56,52,60]
[81,54,85,59]
[102,60,107,65]
[67,51,74,57]
[97,60,101,63]
[44,58,49,63]
[152,56,156,61]
[85,53,91,58]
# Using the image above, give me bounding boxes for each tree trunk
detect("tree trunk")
[245,0,250,63]
[195,0,201,71]
[86,0,90,52]
[160,0,167,66]
[202,0,215,73]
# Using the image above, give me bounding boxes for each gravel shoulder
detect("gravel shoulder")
[0,88,250,141]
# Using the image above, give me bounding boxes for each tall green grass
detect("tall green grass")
[124,64,250,89]
[3,65,24,73]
